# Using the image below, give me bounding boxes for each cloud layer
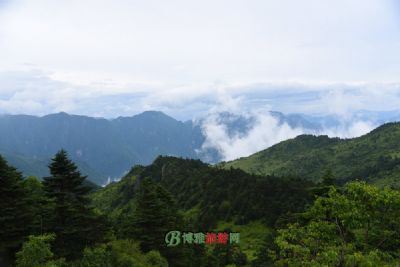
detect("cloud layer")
[197,95,378,161]
[0,0,399,160]
[1,70,400,120]
[200,112,304,161]
[0,70,396,161]
[0,0,399,84]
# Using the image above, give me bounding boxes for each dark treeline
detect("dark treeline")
[0,150,110,266]
[2,152,400,266]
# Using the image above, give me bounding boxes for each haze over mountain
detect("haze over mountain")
[1,0,399,185]
[0,111,204,184]
[0,109,398,185]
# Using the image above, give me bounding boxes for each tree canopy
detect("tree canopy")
[273,182,400,266]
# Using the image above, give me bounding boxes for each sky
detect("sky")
[0,0,399,120]
[1,0,400,159]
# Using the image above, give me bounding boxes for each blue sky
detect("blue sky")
[0,0,399,119]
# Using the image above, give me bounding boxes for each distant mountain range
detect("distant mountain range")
[0,111,206,184]
[0,110,398,184]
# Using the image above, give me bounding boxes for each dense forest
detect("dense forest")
[225,122,400,188]
[2,140,400,266]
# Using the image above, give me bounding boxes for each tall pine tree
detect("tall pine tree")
[123,177,190,266]
[22,176,47,236]
[42,150,106,260]
[127,178,179,251]
[0,155,31,266]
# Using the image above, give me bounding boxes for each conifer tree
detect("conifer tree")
[321,168,336,186]
[129,178,179,251]
[23,176,47,235]
[0,155,31,265]
[126,178,189,266]
[42,150,105,260]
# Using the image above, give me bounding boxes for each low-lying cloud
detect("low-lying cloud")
[200,111,304,161]
[198,95,378,161]
[0,70,397,162]
[1,70,400,120]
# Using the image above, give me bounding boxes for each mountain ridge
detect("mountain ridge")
[1,110,397,185]
[0,110,204,184]
[224,122,400,187]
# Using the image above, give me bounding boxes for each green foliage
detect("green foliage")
[96,156,314,229]
[321,169,335,186]
[225,122,400,187]
[78,240,168,267]
[16,237,169,267]
[0,151,50,182]
[0,154,31,263]
[6,132,400,267]
[122,178,181,251]
[211,243,248,266]
[1,149,105,186]
[91,171,139,225]
[122,178,190,267]
[91,156,314,265]
[216,221,270,261]
[42,150,109,260]
[157,157,314,228]
[144,251,169,267]
[22,176,48,235]
[15,234,66,267]
[78,244,111,267]
[272,182,400,266]
[251,231,278,267]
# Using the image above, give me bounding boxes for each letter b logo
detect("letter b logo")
[165,231,181,247]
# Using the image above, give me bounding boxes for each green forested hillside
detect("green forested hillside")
[92,156,314,229]
[91,156,315,263]
[224,122,400,187]
[3,150,400,266]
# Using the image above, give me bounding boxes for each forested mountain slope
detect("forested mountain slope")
[224,122,400,187]
[92,156,315,228]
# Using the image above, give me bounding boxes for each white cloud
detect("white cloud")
[201,111,304,161]
[0,0,399,84]
[0,69,395,161]
[198,94,380,161]
[0,0,399,119]
[200,114,377,161]
[198,94,303,161]
[1,70,400,120]
[0,1,399,162]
